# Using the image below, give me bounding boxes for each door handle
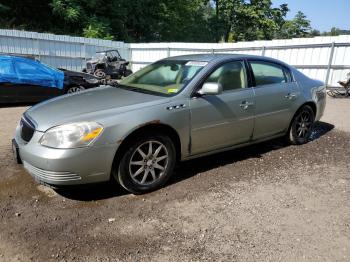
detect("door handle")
[240,101,254,110]
[285,93,297,100]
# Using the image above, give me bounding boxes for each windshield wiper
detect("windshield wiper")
[116,85,168,97]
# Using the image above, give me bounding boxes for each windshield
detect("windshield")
[94,52,106,59]
[107,50,120,58]
[119,60,207,96]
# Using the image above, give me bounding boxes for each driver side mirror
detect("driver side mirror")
[197,83,223,96]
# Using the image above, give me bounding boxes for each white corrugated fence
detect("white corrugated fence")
[0,29,130,71]
[130,36,350,87]
[1,29,350,86]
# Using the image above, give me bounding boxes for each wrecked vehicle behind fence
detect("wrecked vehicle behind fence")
[84,49,133,79]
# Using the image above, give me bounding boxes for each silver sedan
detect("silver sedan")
[13,54,326,194]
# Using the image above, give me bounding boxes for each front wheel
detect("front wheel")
[288,105,315,145]
[115,134,176,194]
[65,86,85,94]
[94,69,106,79]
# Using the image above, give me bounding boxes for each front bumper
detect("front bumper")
[14,126,118,186]
[23,161,82,183]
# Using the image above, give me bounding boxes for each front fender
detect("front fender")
[95,100,191,159]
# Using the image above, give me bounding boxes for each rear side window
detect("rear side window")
[0,59,15,75]
[250,61,291,86]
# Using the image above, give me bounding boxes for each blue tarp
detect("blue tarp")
[0,56,64,89]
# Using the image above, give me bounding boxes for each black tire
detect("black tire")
[65,86,85,94]
[124,69,133,77]
[115,134,176,194]
[94,69,106,79]
[288,105,315,145]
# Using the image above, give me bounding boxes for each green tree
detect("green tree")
[0,0,60,33]
[310,29,321,37]
[321,27,340,36]
[235,0,289,41]
[277,11,312,39]
[213,0,289,42]
[49,0,214,42]
[50,0,114,39]
[0,0,316,43]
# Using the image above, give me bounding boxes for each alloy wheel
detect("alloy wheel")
[67,86,85,93]
[128,140,169,185]
[295,110,313,139]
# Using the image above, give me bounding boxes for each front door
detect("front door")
[190,61,255,155]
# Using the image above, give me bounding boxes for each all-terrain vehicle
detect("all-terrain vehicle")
[84,50,132,79]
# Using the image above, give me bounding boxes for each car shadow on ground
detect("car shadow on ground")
[56,121,334,201]
[0,102,37,108]
[55,180,129,201]
[171,121,334,185]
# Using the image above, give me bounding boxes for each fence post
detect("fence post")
[325,42,335,86]
[167,47,170,57]
[82,42,87,70]
[35,38,41,61]
[211,48,215,54]
[128,45,133,71]
[82,42,86,61]
[261,46,266,56]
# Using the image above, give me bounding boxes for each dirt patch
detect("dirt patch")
[0,100,349,261]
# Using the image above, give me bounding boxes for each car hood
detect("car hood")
[60,69,97,79]
[25,86,169,131]
[61,68,100,84]
[87,58,100,64]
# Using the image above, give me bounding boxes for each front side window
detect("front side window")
[203,61,247,91]
[15,61,52,76]
[250,61,290,86]
[119,60,206,96]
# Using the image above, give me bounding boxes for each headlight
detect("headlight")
[39,122,103,149]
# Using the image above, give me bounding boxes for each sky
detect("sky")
[272,0,349,32]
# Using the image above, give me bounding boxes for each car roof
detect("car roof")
[0,55,62,72]
[0,54,36,60]
[0,54,38,62]
[162,53,288,66]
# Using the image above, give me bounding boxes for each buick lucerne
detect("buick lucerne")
[13,54,326,194]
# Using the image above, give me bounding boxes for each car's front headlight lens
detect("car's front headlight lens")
[39,122,103,149]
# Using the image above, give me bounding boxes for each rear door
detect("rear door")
[248,60,300,140]
[190,60,255,155]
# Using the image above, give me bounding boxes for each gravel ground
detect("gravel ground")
[0,98,349,262]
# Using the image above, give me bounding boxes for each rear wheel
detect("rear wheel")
[115,134,176,194]
[288,105,315,145]
[124,69,133,77]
